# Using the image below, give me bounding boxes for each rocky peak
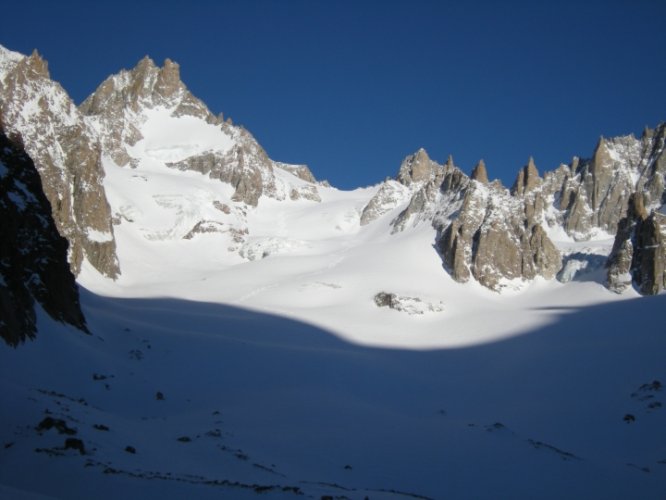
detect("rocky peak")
[591,137,613,175]
[2,48,49,83]
[156,58,181,93]
[79,55,214,168]
[511,157,541,195]
[397,148,439,186]
[562,132,644,239]
[0,45,120,279]
[25,49,49,79]
[81,55,209,118]
[361,152,455,228]
[81,53,320,208]
[471,159,489,184]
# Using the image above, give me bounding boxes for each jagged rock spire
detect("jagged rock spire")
[155,58,182,98]
[24,49,49,78]
[471,159,489,184]
[397,148,438,186]
[512,157,540,196]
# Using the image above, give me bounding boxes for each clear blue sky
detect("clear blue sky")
[3,0,666,189]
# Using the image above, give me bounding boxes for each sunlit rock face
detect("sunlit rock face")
[0,47,119,278]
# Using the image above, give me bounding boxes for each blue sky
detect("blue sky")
[3,0,666,189]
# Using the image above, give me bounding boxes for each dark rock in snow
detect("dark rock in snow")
[64,438,85,455]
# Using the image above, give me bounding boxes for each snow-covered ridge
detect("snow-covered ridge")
[0,45,25,78]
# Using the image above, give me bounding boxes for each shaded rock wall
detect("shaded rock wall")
[0,129,87,346]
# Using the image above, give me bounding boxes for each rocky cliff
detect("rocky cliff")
[361,125,666,293]
[361,151,561,291]
[0,127,87,346]
[0,46,119,278]
[607,193,666,294]
[432,158,560,291]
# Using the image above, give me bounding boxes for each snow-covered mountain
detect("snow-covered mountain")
[1,45,665,499]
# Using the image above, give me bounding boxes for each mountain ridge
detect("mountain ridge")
[1,43,665,305]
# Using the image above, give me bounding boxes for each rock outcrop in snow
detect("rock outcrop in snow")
[373,292,445,315]
[0,46,119,279]
[0,128,87,345]
[435,158,561,291]
[362,125,666,293]
[364,151,562,291]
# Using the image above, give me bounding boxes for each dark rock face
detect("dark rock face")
[607,194,666,295]
[0,49,119,278]
[633,212,666,294]
[0,129,87,346]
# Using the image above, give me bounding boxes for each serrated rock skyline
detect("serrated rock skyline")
[1,43,665,297]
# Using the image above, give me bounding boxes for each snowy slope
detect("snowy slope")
[1,287,664,499]
[78,142,634,349]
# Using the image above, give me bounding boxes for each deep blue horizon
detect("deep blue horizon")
[3,0,666,189]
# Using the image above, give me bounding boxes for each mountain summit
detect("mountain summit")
[80,55,321,207]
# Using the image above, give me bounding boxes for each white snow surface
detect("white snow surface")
[0,45,23,79]
[2,121,666,498]
[128,107,234,163]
